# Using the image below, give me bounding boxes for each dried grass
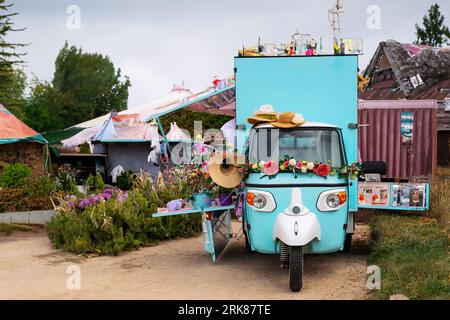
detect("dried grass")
[429,168,450,230]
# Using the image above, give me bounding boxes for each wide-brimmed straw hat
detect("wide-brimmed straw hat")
[208,153,244,188]
[271,112,306,128]
[247,104,279,125]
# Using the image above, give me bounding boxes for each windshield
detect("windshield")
[248,128,344,167]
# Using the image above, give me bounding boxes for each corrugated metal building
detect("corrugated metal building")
[360,41,450,166]
[358,100,437,179]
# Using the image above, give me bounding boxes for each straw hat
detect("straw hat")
[247,104,279,125]
[271,112,305,128]
[208,153,244,188]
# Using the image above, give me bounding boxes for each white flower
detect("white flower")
[307,162,315,170]
[301,166,308,173]
[252,163,259,170]
[259,161,266,167]
[289,159,296,166]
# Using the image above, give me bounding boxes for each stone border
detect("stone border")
[0,210,57,225]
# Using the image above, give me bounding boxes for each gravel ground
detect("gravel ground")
[0,225,369,300]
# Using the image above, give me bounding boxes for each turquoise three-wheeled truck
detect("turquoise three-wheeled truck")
[236,55,359,292]
[152,54,429,292]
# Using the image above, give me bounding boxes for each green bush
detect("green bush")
[55,165,78,193]
[116,170,134,191]
[160,108,233,137]
[25,175,57,197]
[86,173,105,193]
[47,182,202,255]
[0,163,31,188]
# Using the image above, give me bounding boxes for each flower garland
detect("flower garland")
[242,157,362,180]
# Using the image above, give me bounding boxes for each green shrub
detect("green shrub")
[47,183,201,255]
[116,170,134,191]
[79,142,91,154]
[55,165,78,193]
[86,173,105,194]
[25,175,57,197]
[0,163,31,188]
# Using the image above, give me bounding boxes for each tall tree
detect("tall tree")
[0,67,26,117]
[52,42,131,125]
[415,4,450,47]
[24,79,73,132]
[0,0,27,115]
[24,43,131,131]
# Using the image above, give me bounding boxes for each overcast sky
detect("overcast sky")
[7,0,450,108]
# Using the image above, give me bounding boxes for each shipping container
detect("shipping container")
[358,100,437,179]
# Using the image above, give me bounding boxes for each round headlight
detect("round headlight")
[326,194,340,208]
[253,194,267,209]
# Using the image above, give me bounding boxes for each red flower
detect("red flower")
[316,164,331,177]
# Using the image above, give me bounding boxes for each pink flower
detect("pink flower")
[264,160,279,176]
[295,161,302,169]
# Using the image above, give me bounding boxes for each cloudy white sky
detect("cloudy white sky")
[7,0,450,108]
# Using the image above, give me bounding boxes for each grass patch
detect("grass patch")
[368,214,450,300]
[0,224,34,236]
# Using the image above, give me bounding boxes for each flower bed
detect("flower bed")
[47,174,202,256]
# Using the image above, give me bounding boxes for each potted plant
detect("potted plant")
[183,164,214,209]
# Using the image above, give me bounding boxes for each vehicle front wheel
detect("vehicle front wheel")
[289,246,303,292]
[342,233,353,253]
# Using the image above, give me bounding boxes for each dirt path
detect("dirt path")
[0,227,368,300]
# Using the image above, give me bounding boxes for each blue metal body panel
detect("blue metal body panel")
[235,56,359,212]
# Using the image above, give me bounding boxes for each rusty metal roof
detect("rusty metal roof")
[361,40,450,101]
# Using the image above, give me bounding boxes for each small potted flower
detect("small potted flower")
[184,163,214,209]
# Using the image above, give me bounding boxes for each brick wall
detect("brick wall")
[0,142,46,176]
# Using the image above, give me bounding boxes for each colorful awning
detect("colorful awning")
[0,104,47,145]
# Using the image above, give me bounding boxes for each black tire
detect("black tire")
[342,233,353,253]
[289,246,303,292]
[243,228,255,254]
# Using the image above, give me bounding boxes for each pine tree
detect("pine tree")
[0,0,26,110]
[415,4,450,47]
